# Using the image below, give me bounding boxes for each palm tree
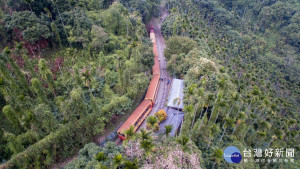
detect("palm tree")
[214,100,227,124]
[96,152,107,162]
[123,125,136,145]
[176,135,191,153]
[112,154,124,169]
[208,91,223,123]
[176,135,191,167]
[191,87,205,129]
[219,116,235,142]
[206,124,220,150]
[211,148,223,169]
[146,116,157,130]
[38,59,56,96]
[231,112,247,135]
[138,128,152,141]
[173,97,181,113]
[164,125,173,137]
[198,93,214,130]
[140,139,156,158]
[124,160,139,169]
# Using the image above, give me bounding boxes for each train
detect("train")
[117,26,160,140]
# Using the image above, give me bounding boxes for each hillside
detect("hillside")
[0,0,299,169]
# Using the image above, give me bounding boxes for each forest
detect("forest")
[0,0,299,168]
[163,0,299,168]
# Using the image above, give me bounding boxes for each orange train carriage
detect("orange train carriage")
[117,100,152,140]
[144,74,160,103]
[117,27,160,140]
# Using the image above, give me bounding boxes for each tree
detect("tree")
[62,88,88,121]
[164,36,197,59]
[124,160,138,169]
[176,135,191,168]
[38,59,56,96]
[219,116,235,142]
[140,139,155,158]
[138,128,152,141]
[112,154,124,169]
[211,148,223,169]
[206,124,220,150]
[231,112,246,135]
[164,125,173,137]
[146,116,158,131]
[89,25,108,56]
[5,11,51,43]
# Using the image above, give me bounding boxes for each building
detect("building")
[167,79,184,110]
[158,79,185,136]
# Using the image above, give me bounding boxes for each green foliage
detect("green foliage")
[65,141,125,169]
[154,109,167,122]
[146,115,158,131]
[5,11,51,42]
[140,139,155,158]
[164,36,197,60]
[120,0,161,22]
[0,0,154,166]
[163,0,300,168]
[5,113,105,168]
[164,125,173,137]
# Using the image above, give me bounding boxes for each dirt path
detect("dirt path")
[139,5,171,130]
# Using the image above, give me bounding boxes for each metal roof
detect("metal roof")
[167,79,184,110]
[158,108,184,136]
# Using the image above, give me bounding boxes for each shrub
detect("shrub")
[155,110,167,123]
[153,123,160,132]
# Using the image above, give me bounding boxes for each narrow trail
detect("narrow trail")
[138,5,171,131]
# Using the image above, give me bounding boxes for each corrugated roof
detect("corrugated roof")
[118,100,152,133]
[145,74,160,101]
[167,79,184,109]
[158,108,184,136]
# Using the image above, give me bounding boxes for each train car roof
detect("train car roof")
[154,56,159,65]
[145,74,160,100]
[153,45,158,57]
[117,100,152,133]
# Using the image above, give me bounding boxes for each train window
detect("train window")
[118,132,125,137]
[134,105,151,127]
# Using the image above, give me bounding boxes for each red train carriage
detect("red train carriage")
[152,61,160,75]
[117,100,152,140]
[144,74,160,104]
[117,26,159,140]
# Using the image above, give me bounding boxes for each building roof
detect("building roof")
[158,108,184,136]
[167,79,184,110]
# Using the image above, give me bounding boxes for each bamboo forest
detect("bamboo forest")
[0,0,299,169]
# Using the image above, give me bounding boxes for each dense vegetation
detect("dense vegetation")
[64,128,203,168]
[0,0,161,168]
[162,0,299,168]
[0,0,299,168]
